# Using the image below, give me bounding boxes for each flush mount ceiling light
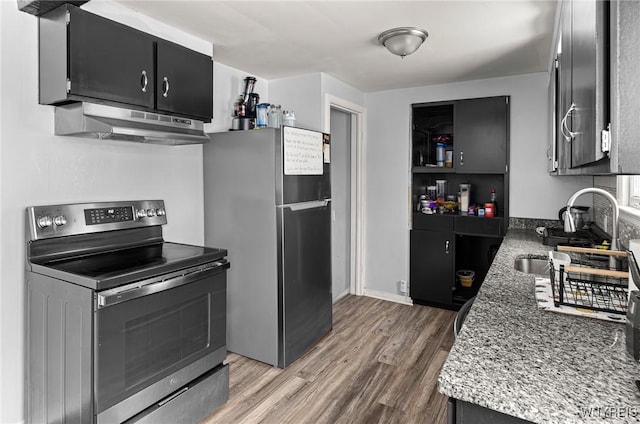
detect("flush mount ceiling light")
[378,27,429,58]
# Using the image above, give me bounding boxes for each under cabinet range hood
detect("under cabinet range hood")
[54,103,211,145]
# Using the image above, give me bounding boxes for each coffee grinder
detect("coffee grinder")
[232,76,259,130]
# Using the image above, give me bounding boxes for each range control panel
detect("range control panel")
[26,200,167,241]
[85,206,134,225]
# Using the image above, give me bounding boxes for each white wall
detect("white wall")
[320,73,366,126]
[363,72,592,295]
[269,73,323,131]
[0,3,209,423]
[0,3,4,422]
[83,1,211,55]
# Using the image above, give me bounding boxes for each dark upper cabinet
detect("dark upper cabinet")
[560,0,608,169]
[569,0,608,168]
[556,0,574,172]
[39,4,213,122]
[454,97,509,174]
[156,40,213,120]
[67,6,155,109]
[411,97,508,174]
[551,0,612,174]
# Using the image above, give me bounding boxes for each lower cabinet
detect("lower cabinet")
[449,398,532,424]
[410,229,455,307]
[410,214,503,309]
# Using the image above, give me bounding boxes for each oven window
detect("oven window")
[124,295,209,388]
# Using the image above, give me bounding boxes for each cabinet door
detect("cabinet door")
[68,6,154,109]
[555,0,574,171]
[156,40,213,121]
[569,0,608,168]
[454,97,508,173]
[548,58,559,173]
[410,230,454,306]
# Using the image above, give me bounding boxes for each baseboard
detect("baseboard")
[363,289,413,306]
[333,289,351,303]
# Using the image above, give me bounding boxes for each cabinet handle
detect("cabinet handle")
[162,77,170,97]
[140,70,148,93]
[445,240,450,254]
[459,151,464,166]
[561,103,577,142]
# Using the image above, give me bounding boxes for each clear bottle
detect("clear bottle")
[283,110,296,127]
[268,104,282,128]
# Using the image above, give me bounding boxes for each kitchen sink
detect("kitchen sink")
[514,255,550,275]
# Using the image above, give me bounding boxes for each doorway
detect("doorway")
[330,107,351,300]
[325,94,365,300]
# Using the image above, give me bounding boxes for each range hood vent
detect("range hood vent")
[54,103,211,145]
[18,0,88,16]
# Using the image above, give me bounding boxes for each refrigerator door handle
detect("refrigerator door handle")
[282,200,330,211]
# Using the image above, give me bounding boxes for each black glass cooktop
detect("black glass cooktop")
[39,242,226,290]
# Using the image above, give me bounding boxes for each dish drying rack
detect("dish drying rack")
[550,246,629,315]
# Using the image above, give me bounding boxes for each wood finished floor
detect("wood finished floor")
[202,295,457,424]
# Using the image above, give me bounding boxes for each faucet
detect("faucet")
[564,187,619,268]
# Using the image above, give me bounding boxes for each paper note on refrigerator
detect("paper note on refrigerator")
[283,127,323,175]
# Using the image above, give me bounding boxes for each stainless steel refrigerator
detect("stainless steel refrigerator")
[204,126,332,368]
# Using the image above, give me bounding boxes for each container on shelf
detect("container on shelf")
[485,202,495,218]
[459,183,471,214]
[436,143,446,167]
[268,104,282,128]
[456,270,475,287]
[427,185,437,200]
[283,110,296,127]
[418,195,428,211]
[436,180,447,200]
[445,149,453,167]
[256,103,269,127]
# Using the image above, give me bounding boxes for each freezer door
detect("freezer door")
[276,127,331,205]
[277,200,333,368]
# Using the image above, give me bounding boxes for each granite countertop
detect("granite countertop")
[438,229,640,423]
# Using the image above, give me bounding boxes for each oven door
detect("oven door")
[94,260,228,423]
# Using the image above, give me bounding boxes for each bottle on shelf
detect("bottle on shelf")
[268,104,282,128]
[436,143,446,167]
[490,188,498,217]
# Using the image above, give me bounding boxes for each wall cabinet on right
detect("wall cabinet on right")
[549,0,640,175]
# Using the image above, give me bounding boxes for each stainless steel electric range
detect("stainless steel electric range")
[25,200,229,424]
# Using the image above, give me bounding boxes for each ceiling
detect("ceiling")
[114,0,558,93]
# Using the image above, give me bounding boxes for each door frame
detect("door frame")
[323,94,366,297]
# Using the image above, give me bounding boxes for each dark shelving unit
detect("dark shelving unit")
[410,96,510,309]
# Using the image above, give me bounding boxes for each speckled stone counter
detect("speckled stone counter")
[438,229,640,423]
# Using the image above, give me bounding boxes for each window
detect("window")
[630,176,640,209]
[617,175,640,212]
[615,176,640,234]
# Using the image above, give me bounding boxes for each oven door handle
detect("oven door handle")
[97,260,230,308]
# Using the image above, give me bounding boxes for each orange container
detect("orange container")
[485,203,495,218]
